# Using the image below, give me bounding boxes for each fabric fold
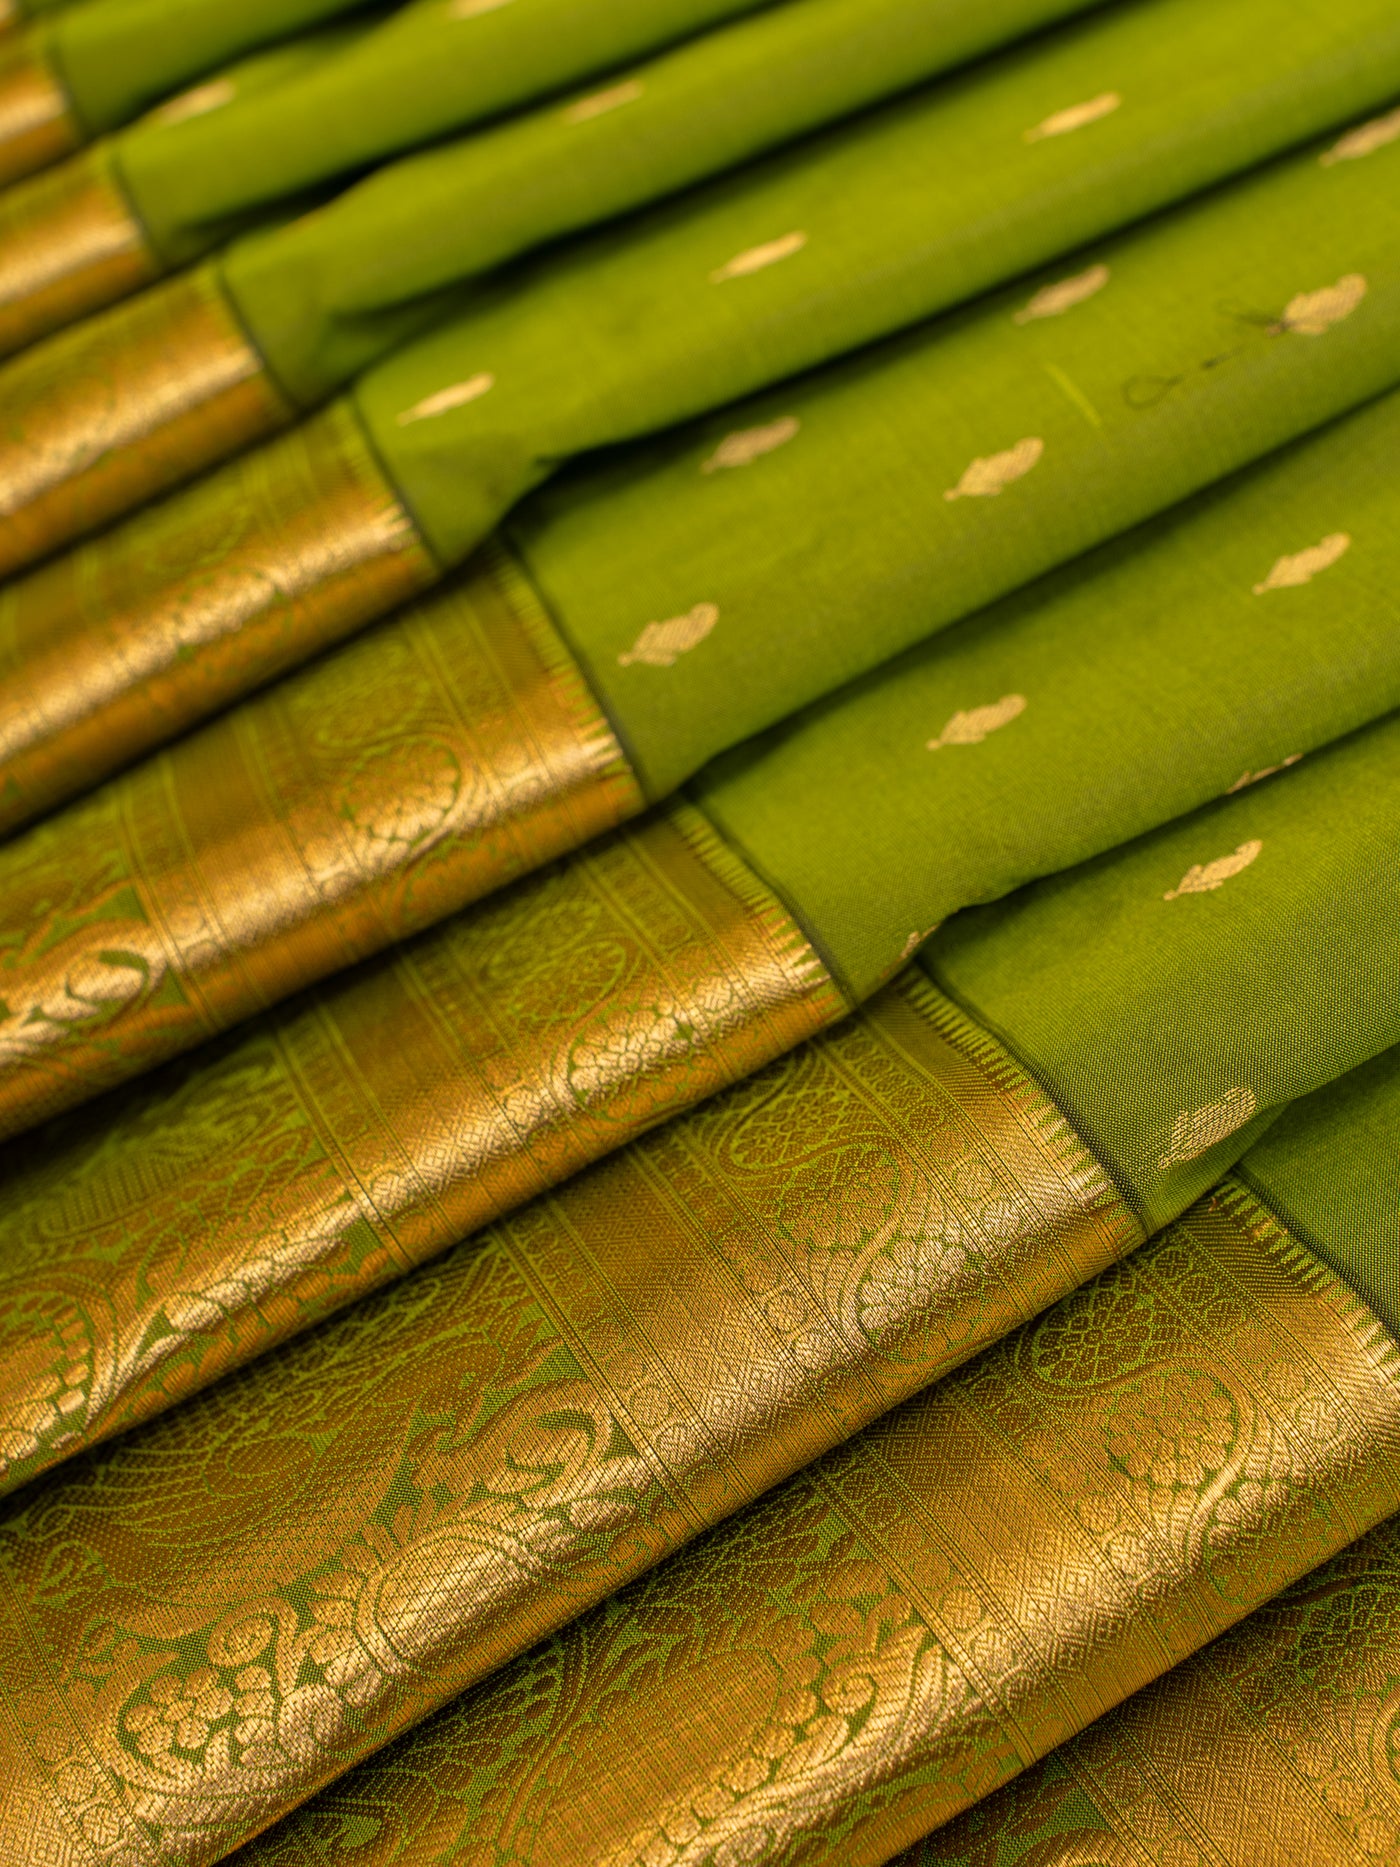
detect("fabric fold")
[2,107,1400,832]
[904,1508,1400,1865]
[6,371,1400,1139]
[3,702,1398,1502]
[0,0,381,189]
[2,0,1398,636]
[109,1175,1400,1863]
[0,0,1106,356]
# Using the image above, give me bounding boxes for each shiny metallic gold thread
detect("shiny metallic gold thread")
[0,32,78,188]
[0,542,643,1133]
[0,144,158,359]
[0,395,436,832]
[0,262,292,582]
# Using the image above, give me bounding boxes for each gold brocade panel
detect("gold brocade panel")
[0,393,431,823]
[0,143,158,359]
[0,802,842,1496]
[0,545,641,1135]
[913,1504,1400,1864]
[227,1187,1400,1864]
[0,975,1132,1860]
[0,29,77,188]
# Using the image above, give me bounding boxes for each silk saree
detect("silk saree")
[0,0,1398,1858]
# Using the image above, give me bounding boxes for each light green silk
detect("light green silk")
[214,0,1110,382]
[694,389,1400,999]
[33,0,382,136]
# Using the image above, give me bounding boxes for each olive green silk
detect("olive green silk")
[903,1507,1400,1866]
[5,383,1399,1148]
[116,0,781,264]
[31,0,379,139]
[696,386,1400,1000]
[174,1194,1400,1863]
[1240,1045,1400,1342]
[509,119,1400,794]
[927,714,1400,1236]
[140,0,1109,284]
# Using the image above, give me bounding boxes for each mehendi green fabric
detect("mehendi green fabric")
[901,1506,1400,1865]
[7,381,1400,1148]
[3,698,1399,1498]
[6,105,1400,838]
[24,0,380,139]
[119,1179,1399,1863]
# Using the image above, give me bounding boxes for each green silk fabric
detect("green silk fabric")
[388,99,1400,759]
[696,388,1400,999]
[925,715,1400,1234]
[118,0,781,260]
[1242,1047,1400,1340]
[216,0,1109,388]
[34,0,376,136]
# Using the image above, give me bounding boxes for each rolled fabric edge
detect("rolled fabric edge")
[0,29,77,188]
[0,141,157,358]
[0,541,646,1136]
[225,1178,1400,1861]
[0,396,437,832]
[0,261,292,582]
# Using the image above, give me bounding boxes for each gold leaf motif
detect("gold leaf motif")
[1157,1086,1258,1168]
[564,79,644,124]
[617,603,719,668]
[448,0,515,15]
[1023,92,1121,142]
[396,373,495,426]
[1320,106,1400,166]
[701,417,800,473]
[1013,264,1110,324]
[150,78,236,127]
[1252,532,1351,594]
[1163,839,1262,901]
[943,437,1044,502]
[1227,755,1302,794]
[926,694,1027,750]
[710,231,808,283]
[1277,274,1367,336]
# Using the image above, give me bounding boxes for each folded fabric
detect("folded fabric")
[0,9,395,359]
[0,0,1108,358]
[900,1505,1400,1862]
[4,699,1399,1526]
[904,1058,1400,1864]
[0,0,379,190]
[4,370,1400,1139]
[5,115,1400,882]
[73,1082,1399,1863]
[3,7,1398,631]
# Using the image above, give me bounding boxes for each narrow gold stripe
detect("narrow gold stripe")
[0,144,158,359]
[0,263,293,585]
[0,394,437,836]
[0,32,78,188]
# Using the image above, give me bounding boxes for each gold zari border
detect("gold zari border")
[0,973,1139,1857]
[0,542,644,1133]
[174,1179,1400,1863]
[0,802,844,1498]
[0,394,437,830]
[0,144,159,360]
[0,262,293,585]
[0,32,77,188]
